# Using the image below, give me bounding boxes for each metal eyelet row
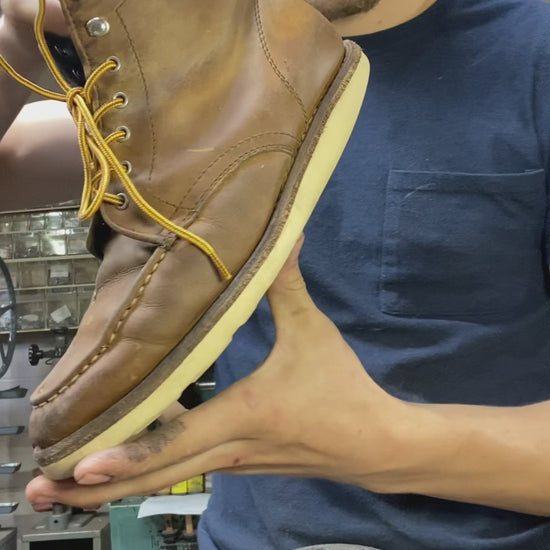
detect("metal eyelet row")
[85,17,132,212]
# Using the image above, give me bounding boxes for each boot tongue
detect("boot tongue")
[86,212,113,261]
[44,32,85,87]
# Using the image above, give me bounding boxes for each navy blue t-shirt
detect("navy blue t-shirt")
[199,0,550,548]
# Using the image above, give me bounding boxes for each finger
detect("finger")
[266,235,317,325]
[2,0,69,36]
[267,235,333,346]
[157,401,187,424]
[74,413,190,484]
[27,440,260,510]
[268,234,305,296]
[43,0,70,36]
[271,234,305,287]
[73,382,263,485]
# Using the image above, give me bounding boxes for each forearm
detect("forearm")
[0,100,81,210]
[377,399,550,516]
[0,14,45,138]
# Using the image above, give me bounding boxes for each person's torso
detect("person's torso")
[200,1,550,548]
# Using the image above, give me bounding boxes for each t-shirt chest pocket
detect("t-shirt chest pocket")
[380,169,547,318]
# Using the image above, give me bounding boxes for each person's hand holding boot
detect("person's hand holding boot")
[25,238,415,511]
[0,0,70,142]
[1,0,69,37]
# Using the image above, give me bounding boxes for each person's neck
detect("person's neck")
[333,0,438,36]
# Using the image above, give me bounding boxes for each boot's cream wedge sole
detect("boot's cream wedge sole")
[36,42,370,480]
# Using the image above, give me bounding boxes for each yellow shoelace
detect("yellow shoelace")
[0,0,231,280]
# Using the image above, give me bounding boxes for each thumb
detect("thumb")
[266,235,317,332]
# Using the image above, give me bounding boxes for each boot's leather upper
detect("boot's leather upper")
[30,0,344,448]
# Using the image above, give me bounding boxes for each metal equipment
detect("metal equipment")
[17,509,111,550]
[28,328,70,366]
[0,256,16,378]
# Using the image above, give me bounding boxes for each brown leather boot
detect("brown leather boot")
[3,0,369,479]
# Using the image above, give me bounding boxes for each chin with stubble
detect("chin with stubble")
[305,0,381,20]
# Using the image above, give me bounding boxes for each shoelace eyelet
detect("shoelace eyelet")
[121,161,132,175]
[116,126,131,142]
[107,56,121,72]
[113,92,128,108]
[115,192,129,210]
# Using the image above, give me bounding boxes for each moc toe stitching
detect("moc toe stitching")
[32,249,168,410]
[95,263,146,294]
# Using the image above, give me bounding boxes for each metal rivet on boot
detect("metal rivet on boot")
[86,17,110,37]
